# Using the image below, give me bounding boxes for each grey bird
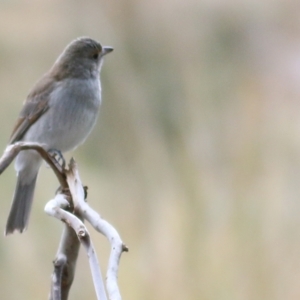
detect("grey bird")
[5,37,113,235]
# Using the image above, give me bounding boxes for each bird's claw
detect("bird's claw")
[48,149,66,169]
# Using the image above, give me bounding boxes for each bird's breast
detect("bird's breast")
[23,78,102,152]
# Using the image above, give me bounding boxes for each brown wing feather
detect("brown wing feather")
[9,72,56,144]
[9,99,49,144]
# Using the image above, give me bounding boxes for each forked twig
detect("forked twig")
[0,142,126,300]
[66,160,128,300]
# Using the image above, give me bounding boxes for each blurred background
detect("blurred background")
[0,0,300,299]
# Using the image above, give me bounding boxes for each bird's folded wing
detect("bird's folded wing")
[9,98,50,144]
[8,73,57,144]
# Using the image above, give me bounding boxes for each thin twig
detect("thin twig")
[45,193,107,300]
[50,253,66,300]
[66,159,127,300]
[0,142,67,188]
[45,194,81,300]
[0,143,126,300]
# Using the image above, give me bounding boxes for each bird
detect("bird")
[5,37,113,235]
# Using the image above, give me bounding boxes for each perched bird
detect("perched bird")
[5,37,113,235]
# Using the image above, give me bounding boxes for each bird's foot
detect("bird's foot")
[48,149,66,169]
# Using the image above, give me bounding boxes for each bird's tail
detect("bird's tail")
[5,172,38,235]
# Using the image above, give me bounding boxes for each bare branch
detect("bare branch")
[50,253,66,300]
[45,193,107,300]
[1,143,126,300]
[66,159,127,300]
[0,142,67,188]
[45,194,81,300]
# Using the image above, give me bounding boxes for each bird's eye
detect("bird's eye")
[92,53,99,60]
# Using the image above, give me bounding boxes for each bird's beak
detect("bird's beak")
[102,46,114,56]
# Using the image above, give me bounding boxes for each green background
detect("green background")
[0,0,299,299]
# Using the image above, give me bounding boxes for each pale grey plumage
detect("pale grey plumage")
[5,37,113,234]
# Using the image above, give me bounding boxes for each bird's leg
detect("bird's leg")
[48,149,66,169]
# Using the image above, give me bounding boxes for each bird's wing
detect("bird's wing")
[9,74,55,144]
[9,99,49,144]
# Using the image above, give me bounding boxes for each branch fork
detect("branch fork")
[0,142,127,300]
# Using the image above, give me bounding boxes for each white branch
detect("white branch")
[45,193,107,300]
[66,160,127,300]
[0,143,126,300]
